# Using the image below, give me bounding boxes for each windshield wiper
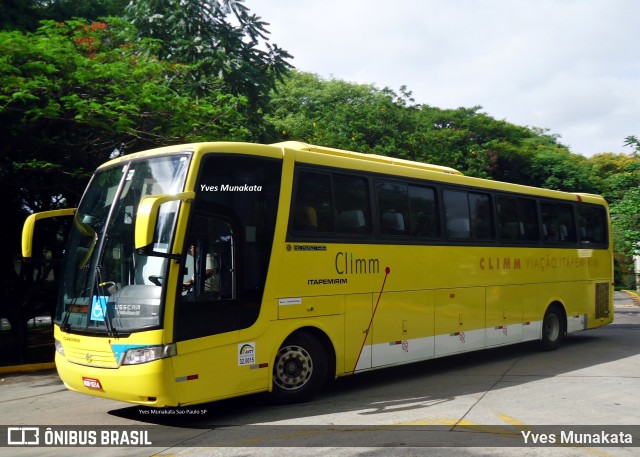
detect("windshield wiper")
[95,265,118,338]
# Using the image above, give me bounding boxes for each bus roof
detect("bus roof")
[272,141,464,176]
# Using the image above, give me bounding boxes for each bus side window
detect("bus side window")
[498,197,519,240]
[444,190,471,240]
[444,189,493,241]
[334,174,371,235]
[541,202,576,244]
[518,198,539,241]
[469,192,493,240]
[377,181,409,236]
[497,196,538,242]
[409,185,439,238]
[578,205,607,245]
[291,171,333,232]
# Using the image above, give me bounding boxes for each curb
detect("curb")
[621,290,640,306]
[0,362,55,375]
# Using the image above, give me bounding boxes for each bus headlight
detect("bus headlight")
[122,344,176,365]
[54,339,65,356]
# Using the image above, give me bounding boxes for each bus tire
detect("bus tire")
[271,332,328,404]
[541,305,565,351]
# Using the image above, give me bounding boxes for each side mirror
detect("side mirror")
[135,191,194,256]
[22,208,77,259]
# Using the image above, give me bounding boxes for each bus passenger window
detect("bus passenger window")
[578,205,607,245]
[409,185,439,238]
[518,198,539,241]
[444,190,471,239]
[334,174,371,235]
[291,171,333,232]
[444,190,493,241]
[498,197,520,240]
[469,193,493,240]
[541,202,576,244]
[497,196,539,242]
[377,181,409,236]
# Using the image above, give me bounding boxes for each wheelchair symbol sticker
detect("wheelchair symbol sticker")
[90,296,108,321]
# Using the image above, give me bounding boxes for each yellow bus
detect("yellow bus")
[22,141,613,407]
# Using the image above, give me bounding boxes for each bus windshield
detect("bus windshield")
[56,155,189,334]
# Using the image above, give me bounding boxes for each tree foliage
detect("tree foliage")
[266,72,418,155]
[0,15,253,359]
[266,71,603,191]
[611,188,640,257]
[125,0,292,114]
[624,135,640,156]
[0,0,128,31]
[611,187,640,288]
[0,18,250,211]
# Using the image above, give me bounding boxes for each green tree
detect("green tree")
[589,152,640,203]
[1,18,250,211]
[624,135,640,157]
[0,18,249,361]
[266,72,418,156]
[528,148,598,193]
[266,72,583,185]
[413,105,538,178]
[125,0,292,134]
[605,136,640,289]
[0,0,127,31]
[611,187,640,289]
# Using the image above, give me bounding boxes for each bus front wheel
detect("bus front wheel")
[271,333,328,403]
[541,305,565,351]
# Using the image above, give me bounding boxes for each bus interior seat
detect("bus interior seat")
[559,225,568,241]
[446,218,470,239]
[292,205,318,231]
[502,222,519,240]
[382,212,406,235]
[337,210,366,232]
[502,221,525,240]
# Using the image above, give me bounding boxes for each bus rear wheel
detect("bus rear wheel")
[271,333,327,403]
[541,305,565,351]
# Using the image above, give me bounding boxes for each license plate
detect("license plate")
[82,377,103,390]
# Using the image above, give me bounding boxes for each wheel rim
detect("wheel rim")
[274,345,313,391]
[544,313,560,342]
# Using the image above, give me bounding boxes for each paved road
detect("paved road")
[1,292,639,456]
